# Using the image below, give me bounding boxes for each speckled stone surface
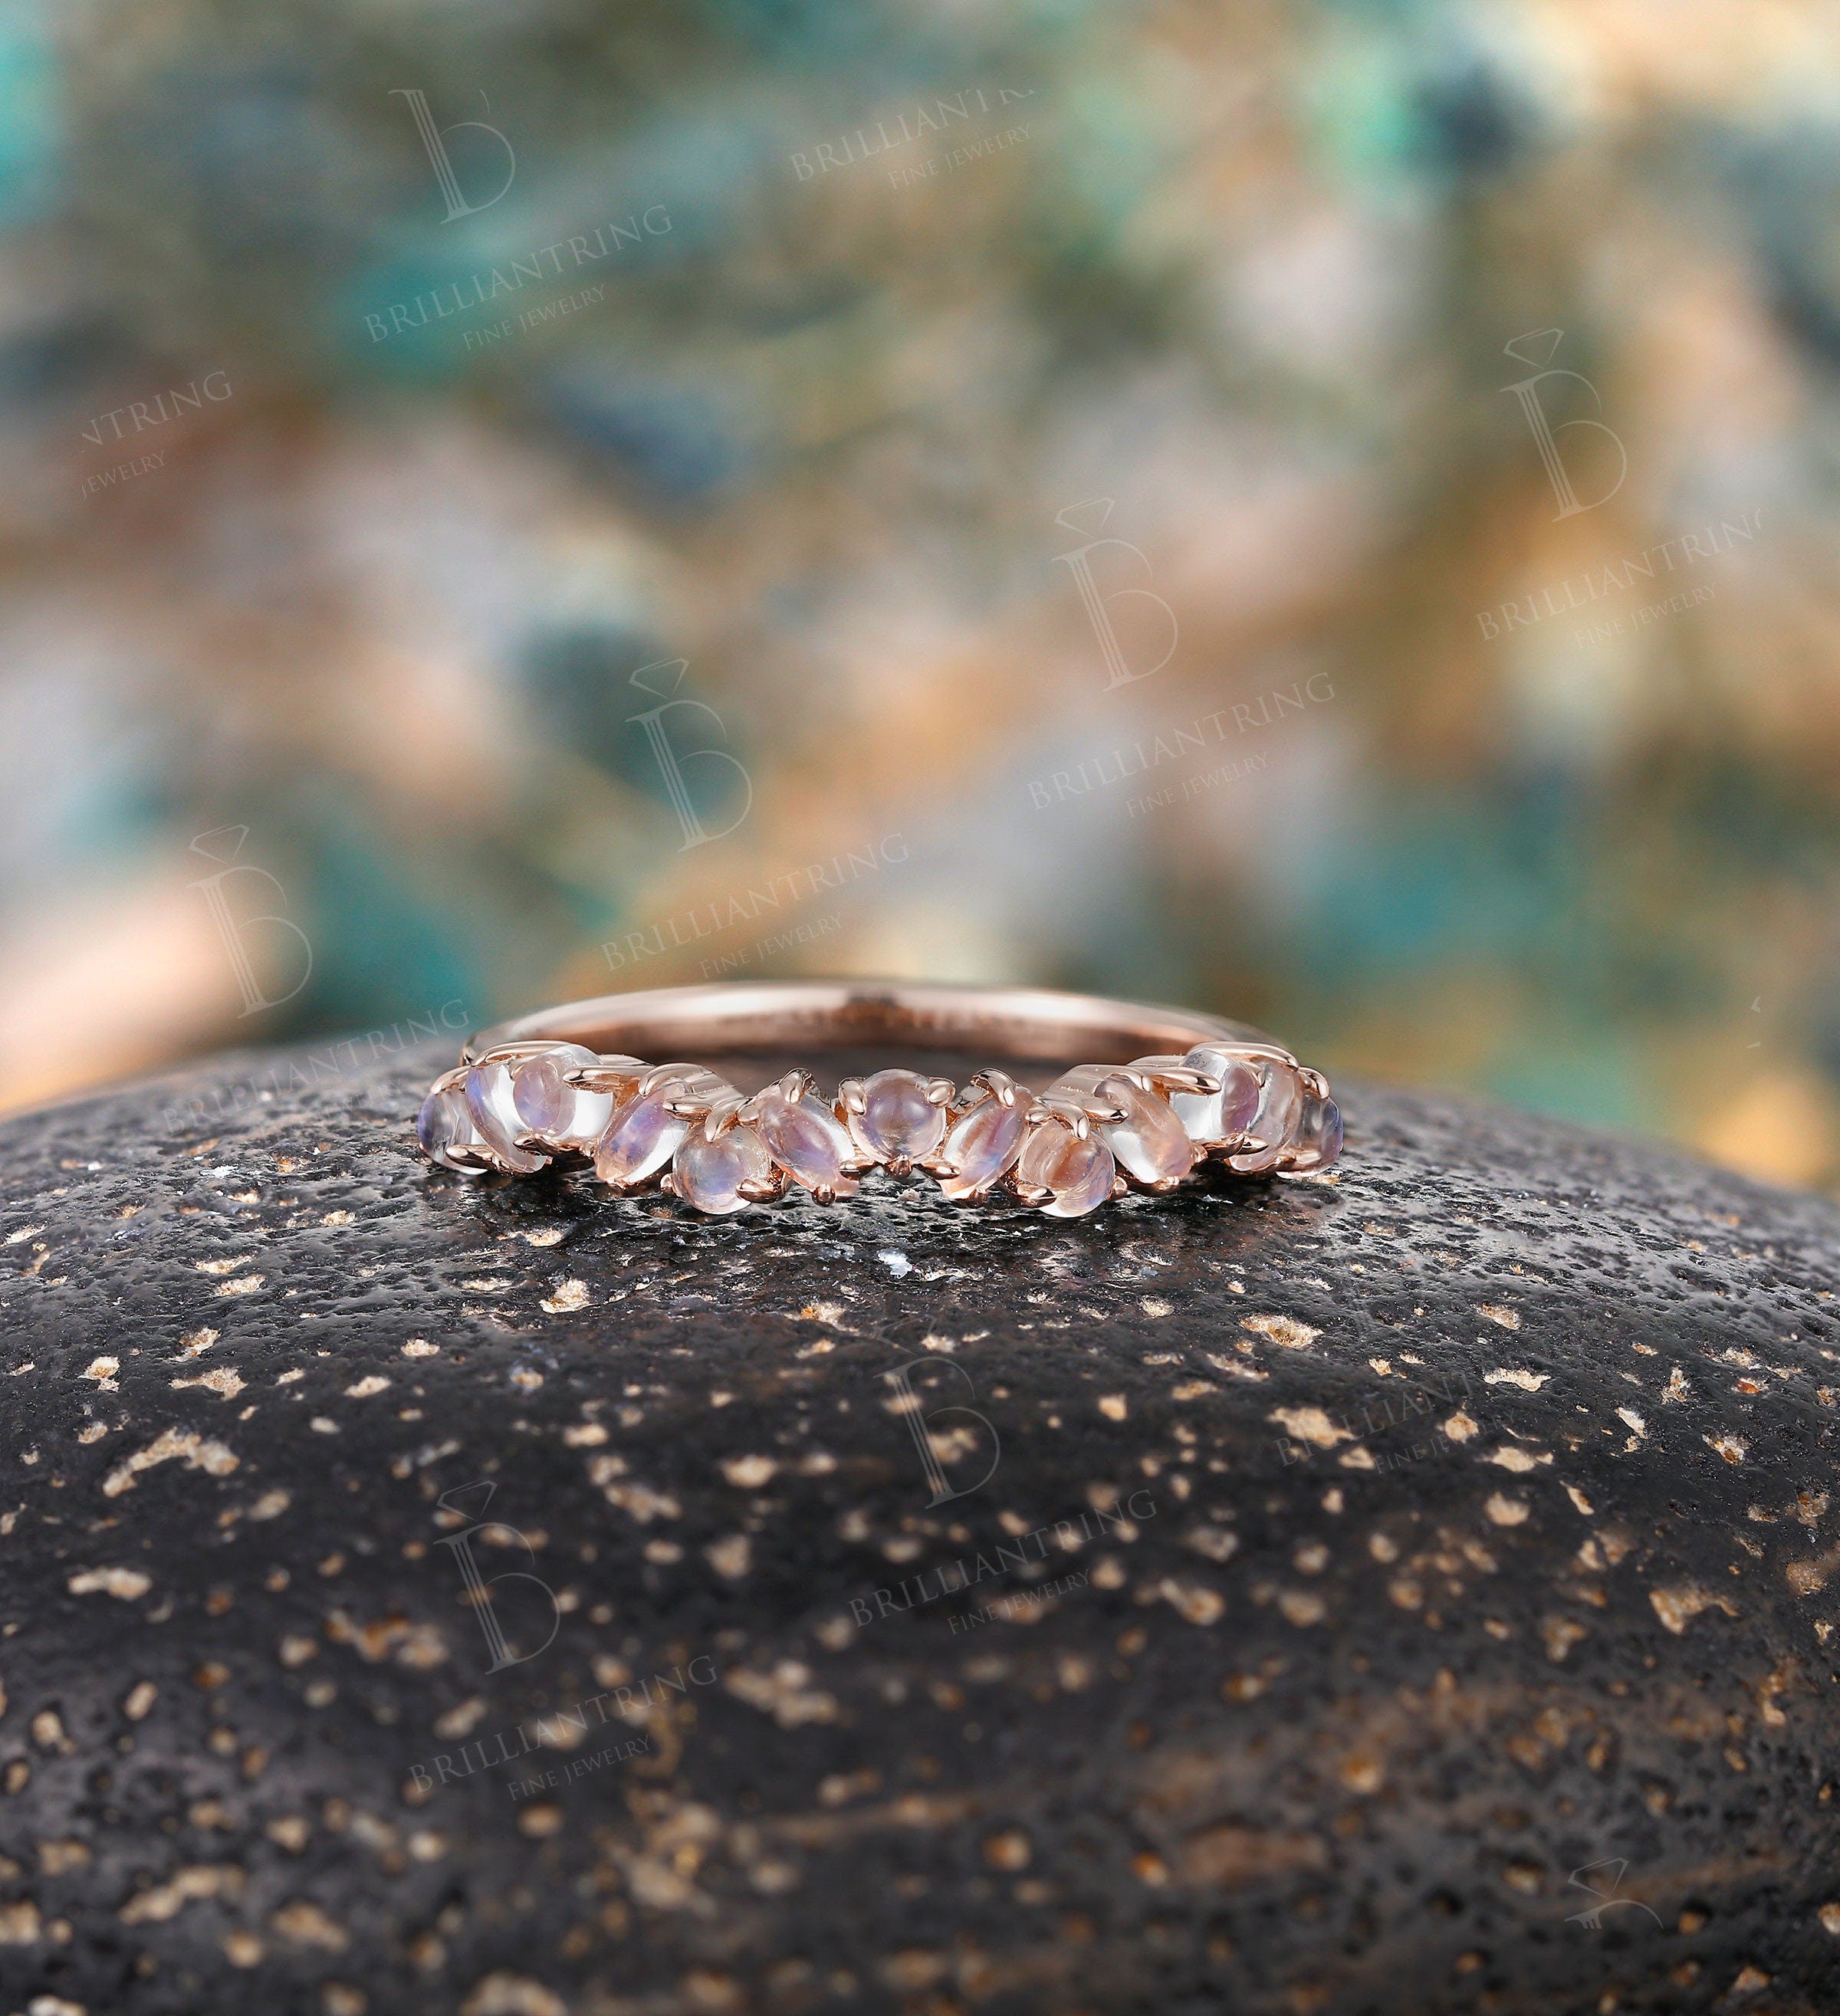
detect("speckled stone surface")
[5,1042,1840,2016]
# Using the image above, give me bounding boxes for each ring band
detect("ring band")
[414,980,1342,1219]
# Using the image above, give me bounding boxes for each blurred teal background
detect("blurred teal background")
[2,0,1838,1190]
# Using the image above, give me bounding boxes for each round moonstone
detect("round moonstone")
[851,1069,947,1167]
[1016,1121,1116,1218]
[1168,1042,1262,1148]
[594,1087,691,1188]
[417,1086,487,1173]
[673,1125,774,1214]
[1227,1059,1306,1174]
[753,1089,859,1197]
[937,1096,1027,1200]
[1099,1079,1198,1187]
[1290,1093,1344,1173]
[465,1062,549,1174]
[512,1043,616,1150]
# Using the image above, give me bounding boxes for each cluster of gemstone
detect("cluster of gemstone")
[416,1040,1341,1218]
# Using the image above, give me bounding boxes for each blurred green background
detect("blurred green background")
[3,0,1837,1190]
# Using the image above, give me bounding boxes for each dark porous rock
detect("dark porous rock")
[4,1042,1840,2016]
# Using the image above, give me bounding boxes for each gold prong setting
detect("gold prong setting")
[416,1035,1341,1216]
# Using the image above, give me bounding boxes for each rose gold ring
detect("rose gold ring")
[414,980,1342,1219]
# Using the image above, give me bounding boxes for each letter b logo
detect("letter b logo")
[435,1482,560,1672]
[884,1359,1001,1505]
[1502,329,1627,520]
[1054,498,1179,690]
[393,89,516,222]
[626,658,753,851]
[189,827,313,1018]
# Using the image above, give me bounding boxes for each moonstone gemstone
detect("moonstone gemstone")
[849,1069,947,1167]
[1168,1042,1263,1149]
[936,1095,1027,1200]
[673,1125,774,1214]
[1016,1121,1116,1218]
[753,1088,859,1197]
[1099,1078,1198,1187]
[594,1084,692,1188]
[1227,1059,1306,1174]
[1290,1092,1344,1172]
[465,1062,549,1174]
[416,1085,487,1173]
[512,1043,616,1150]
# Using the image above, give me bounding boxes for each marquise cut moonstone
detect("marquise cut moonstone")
[1016,1121,1116,1217]
[512,1043,616,1149]
[1227,1059,1305,1174]
[465,1062,550,1174]
[851,1069,947,1167]
[1099,1078,1198,1187]
[1168,1042,1262,1148]
[417,1085,487,1173]
[673,1125,774,1213]
[936,1095,1027,1199]
[753,1088,859,1197]
[594,1075,695,1188]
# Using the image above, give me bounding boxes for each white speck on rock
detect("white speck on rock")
[1650,1582,1733,1634]
[727,1661,836,1727]
[435,1698,487,1739]
[1541,1616,1588,1661]
[705,1534,752,1578]
[1240,1314,1320,1351]
[458,1974,567,2016]
[0,1899,41,1943]
[1157,1578,1225,1625]
[68,1568,152,1600]
[173,1368,245,1400]
[877,1250,912,1278]
[1269,1406,1351,1448]
[1486,1446,1549,1473]
[120,1863,244,1923]
[268,1899,348,1952]
[103,1429,239,1497]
